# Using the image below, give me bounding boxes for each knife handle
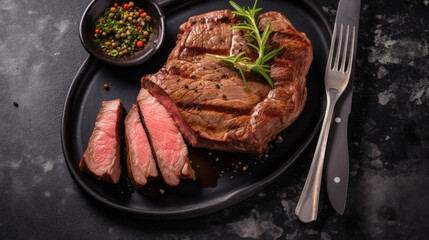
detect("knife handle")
[325,92,351,215]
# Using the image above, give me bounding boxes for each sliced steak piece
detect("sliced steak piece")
[124,104,158,187]
[142,10,313,154]
[79,99,123,183]
[137,88,195,187]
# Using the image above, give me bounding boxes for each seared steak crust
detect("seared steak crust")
[142,10,313,154]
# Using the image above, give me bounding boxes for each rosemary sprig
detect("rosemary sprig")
[207,0,283,91]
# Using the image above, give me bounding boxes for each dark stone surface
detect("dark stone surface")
[1,0,428,239]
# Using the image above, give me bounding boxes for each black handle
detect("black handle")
[324,86,352,215]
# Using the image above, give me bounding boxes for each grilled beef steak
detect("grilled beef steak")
[142,10,313,154]
[79,99,123,183]
[137,88,195,187]
[124,104,158,187]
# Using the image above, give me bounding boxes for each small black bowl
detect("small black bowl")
[79,0,165,67]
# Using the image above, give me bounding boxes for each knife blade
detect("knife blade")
[324,0,361,215]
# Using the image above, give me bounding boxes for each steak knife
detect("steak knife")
[324,0,361,215]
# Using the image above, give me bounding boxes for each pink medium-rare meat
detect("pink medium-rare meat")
[124,104,158,187]
[142,10,313,154]
[137,88,195,187]
[79,99,123,183]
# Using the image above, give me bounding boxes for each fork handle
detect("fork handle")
[295,89,340,223]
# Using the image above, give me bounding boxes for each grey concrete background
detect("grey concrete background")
[1,0,428,239]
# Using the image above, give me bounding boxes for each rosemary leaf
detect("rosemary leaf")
[208,0,283,91]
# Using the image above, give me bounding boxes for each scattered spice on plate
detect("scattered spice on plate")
[104,83,110,90]
[13,102,19,107]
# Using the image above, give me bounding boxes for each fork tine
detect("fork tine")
[340,25,350,73]
[346,26,356,73]
[327,23,337,70]
[333,24,343,71]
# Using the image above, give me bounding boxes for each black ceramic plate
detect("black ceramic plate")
[62,0,331,219]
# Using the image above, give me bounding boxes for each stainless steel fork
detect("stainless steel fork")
[295,23,356,223]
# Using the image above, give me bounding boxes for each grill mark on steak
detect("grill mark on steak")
[157,64,264,84]
[176,102,252,116]
[180,47,230,57]
[142,10,313,154]
[158,66,190,78]
[189,15,236,24]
